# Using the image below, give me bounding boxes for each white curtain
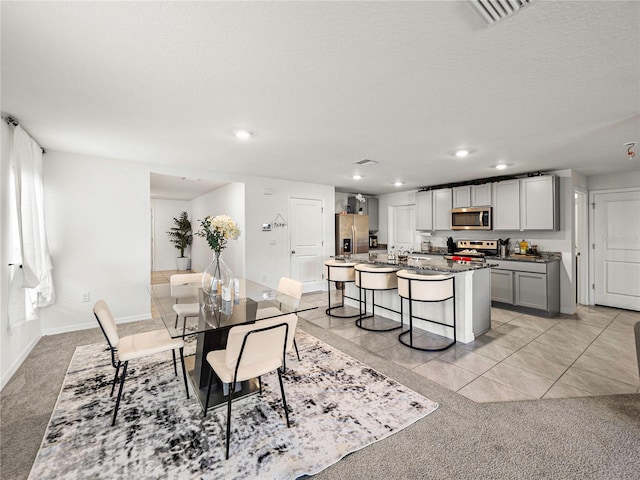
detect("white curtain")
[10,125,55,324]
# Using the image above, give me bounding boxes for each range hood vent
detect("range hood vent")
[469,0,534,25]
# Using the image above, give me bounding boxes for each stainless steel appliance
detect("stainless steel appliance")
[369,235,378,248]
[335,214,369,256]
[451,206,492,230]
[443,239,498,262]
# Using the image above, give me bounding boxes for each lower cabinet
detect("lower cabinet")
[490,259,559,316]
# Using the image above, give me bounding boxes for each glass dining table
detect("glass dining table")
[149,278,317,410]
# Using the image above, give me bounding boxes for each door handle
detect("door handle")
[291,250,296,255]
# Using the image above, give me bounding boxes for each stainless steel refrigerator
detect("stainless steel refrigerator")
[335,214,369,255]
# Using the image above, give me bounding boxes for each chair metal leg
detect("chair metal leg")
[225,382,234,460]
[203,367,213,417]
[172,349,178,376]
[112,361,128,426]
[179,347,189,398]
[258,376,262,394]
[110,360,121,397]
[277,367,291,428]
[293,338,301,361]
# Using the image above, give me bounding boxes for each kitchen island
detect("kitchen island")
[341,253,495,344]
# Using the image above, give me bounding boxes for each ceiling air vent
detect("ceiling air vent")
[469,0,534,25]
[354,159,379,166]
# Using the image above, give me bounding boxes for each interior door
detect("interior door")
[593,190,640,310]
[389,204,415,251]
[289,197,324,293]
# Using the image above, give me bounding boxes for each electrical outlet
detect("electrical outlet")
[81,292,90,302]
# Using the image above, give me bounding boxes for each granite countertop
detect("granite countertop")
[366,253,495,274]
[485,253,561,264]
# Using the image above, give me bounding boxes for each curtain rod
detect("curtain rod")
[3,114,46,154]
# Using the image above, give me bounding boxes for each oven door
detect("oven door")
[451,207,492,230]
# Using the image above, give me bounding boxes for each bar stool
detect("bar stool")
[324,259,359,318]
[354,264,401,332]
[396,269,456,351]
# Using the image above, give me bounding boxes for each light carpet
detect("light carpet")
[28,330,438,479]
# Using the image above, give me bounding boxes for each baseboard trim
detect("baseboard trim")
[0,334,41,391]
[42,313,151,336]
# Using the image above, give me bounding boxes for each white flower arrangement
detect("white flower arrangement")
[196,214,240,253]
[355,193,366,203]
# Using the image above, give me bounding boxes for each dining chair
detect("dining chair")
[203,314,297,459]
[93,300,190,425]
[170,272,203,332]
[255,277,303,360]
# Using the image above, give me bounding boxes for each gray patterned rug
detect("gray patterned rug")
[28,330,438,479]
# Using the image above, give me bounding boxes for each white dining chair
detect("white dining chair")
[170,272,203,332]
[203,314,298,459]
[93,300,190,425]
[255,277,303,360]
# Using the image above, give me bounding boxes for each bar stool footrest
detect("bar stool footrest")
[398,330,455,352]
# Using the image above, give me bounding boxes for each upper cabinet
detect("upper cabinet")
[493,180,520,231]
[348,195,379,232]
[433,188,452,230]
[453,185,492,208]
[416,191,433,231]
[493,175,558,231]
[520,175,558,231]
[367,197,379,232]
[416,188,451,231]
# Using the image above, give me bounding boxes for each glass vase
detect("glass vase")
[202,251,233,303]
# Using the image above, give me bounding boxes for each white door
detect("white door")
[389,204,415,251]
[593,190,640,310]
[289,197,324,293]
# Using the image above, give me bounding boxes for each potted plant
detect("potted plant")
[167,211,192,270]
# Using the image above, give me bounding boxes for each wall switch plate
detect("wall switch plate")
[81,292,90,302]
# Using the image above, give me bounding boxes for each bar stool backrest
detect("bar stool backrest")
[397,270,454,302]
[355,264,399,290]
[324,260,357,282]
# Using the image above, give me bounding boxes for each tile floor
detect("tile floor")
[300,290,640,403]
[151,270,640,403]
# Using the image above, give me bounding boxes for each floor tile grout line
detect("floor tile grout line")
[538,314,619,397]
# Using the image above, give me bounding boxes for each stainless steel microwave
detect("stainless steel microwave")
[451,207,492,230]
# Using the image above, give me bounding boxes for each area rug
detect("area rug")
[28,330,438,479]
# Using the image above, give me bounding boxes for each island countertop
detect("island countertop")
[364,253,496,274]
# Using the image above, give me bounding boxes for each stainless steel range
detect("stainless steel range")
[443,240,498,262]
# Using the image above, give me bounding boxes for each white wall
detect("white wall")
[0,122,42,389]
[151,199,192,271]
[191,182,246,278]
[41,152,152,334]
[588,170,640,191]
[244,177,335,289]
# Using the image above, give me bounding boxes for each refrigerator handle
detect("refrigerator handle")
[352,225,356,254]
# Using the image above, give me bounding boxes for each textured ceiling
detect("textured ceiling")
[2,1,639,195]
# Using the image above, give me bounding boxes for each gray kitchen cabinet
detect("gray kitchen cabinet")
[490,269,514,304]
[520,175,559,231]
[453,184,492,208]
[493,179,520,230]
[490,259,560,316]
[472,184,492,206]
[433,188,452,230]
[367,196,379,232]
[452,186,471,208]
[347,195,379,231]
[415,191,433,231]
[514,271,548,310]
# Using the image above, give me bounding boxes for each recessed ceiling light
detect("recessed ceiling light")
[394,181,403,187]
[353,174,362,180]
[234,129,252,141]
[455,149,470,158]
[493,162,513,170]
